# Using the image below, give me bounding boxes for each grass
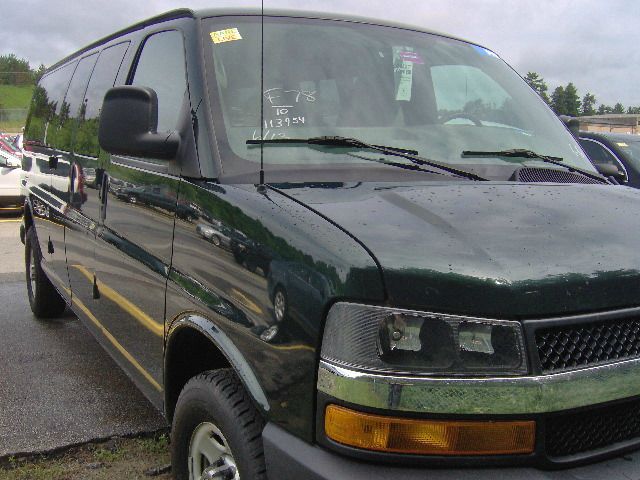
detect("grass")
[0,85,34,109]
[0,433,171,480]
[0,120,25,133]
[0,84,32,132]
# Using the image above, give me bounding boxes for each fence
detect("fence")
[0,108,28,132]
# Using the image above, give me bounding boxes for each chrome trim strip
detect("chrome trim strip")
[318,358,640,414]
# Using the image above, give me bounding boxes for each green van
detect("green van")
[21,8,640,479]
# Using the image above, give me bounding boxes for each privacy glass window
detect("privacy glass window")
[75,42,129,157]
[131,30,186,133]
[579,139,619,166]
[204,17,594,180]
[55,54,98,152]
[25,62,76,146]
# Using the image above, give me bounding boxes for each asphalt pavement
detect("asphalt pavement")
[0,214,166,458]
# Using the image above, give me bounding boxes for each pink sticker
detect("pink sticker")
[399,51,424,64]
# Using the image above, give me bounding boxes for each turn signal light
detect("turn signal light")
[325,405,535,455]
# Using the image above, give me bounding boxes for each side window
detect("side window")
[25,62,76,147]
[131,30,187,133]
[75,42,130,157]
[56,54,98,152]
[580,139,621,166]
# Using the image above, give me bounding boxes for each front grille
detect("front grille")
[535,318,640,373]
[514,167,601,184]
[546,398,640,457]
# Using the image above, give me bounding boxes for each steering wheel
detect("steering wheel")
[440,112,483,126]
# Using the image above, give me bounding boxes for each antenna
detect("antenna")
[258,0,266,191]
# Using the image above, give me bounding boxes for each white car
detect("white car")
[0,149,23,212]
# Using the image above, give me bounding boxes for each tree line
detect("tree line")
[524,72,639,117]
[0,54,46,86]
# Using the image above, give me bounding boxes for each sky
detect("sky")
[2,0,638,107]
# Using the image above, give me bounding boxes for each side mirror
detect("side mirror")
[594,163,626,183]
[98,86,180,160]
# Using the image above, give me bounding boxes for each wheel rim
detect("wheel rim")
[274,290,285,322]
[212,235,221,246]
[188,422,239,480]
[29,246,37,298]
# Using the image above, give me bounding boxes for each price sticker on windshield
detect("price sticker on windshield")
[210,28,242,44]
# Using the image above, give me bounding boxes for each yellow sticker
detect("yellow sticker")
[617,142,629,147]
[210,28,242,44]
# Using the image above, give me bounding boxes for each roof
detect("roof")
[580,131,640,142]
[46,8,483,74]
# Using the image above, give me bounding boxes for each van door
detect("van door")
[51,53,98,306]
[95,29,188,405]
[65,43,129,312]
[23,62,77,300]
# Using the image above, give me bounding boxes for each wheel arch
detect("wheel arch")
[164,314,270,423]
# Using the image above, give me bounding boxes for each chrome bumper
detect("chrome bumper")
[317,358,640,414]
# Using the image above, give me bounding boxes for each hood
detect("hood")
[276,181,640,318]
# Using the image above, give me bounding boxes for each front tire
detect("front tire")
[25,227,66,318]
[171,369,266,480]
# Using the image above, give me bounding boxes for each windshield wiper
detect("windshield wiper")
[462,148,609,184]
[248,136,419,155]
[248,136,488,181]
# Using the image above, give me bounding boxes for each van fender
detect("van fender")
[166,314,270,413]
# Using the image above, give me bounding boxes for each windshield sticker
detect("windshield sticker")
[472,45,500,59]
[393,47,414,101]
[210,28,242,44]
[398,51,424,64]
[617,142,629,147]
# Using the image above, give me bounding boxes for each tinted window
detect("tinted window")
[25,62,76,146]
[75,42,130,157]
[131,30,187,133]
[205,17,595,181]
[56,54,98,152]
[580,139,619,165]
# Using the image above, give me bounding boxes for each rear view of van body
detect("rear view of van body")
[20,8,640,480]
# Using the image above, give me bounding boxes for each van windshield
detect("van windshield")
[203,16,595,181]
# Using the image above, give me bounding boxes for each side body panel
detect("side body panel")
[168,181,385,440]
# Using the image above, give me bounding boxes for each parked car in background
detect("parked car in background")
[579,132,640,187]
[195,221,233,248]
[0,148,23,211]
[0,135,22,160]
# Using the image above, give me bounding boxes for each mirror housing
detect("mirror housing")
[595,163,626,183]
[98,86,180,160]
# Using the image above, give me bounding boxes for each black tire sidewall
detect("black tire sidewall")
[171,370,265,480]
[24,227,66,318]
[24,227,38,306]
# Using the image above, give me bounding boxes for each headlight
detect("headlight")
[321,303,527,375]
